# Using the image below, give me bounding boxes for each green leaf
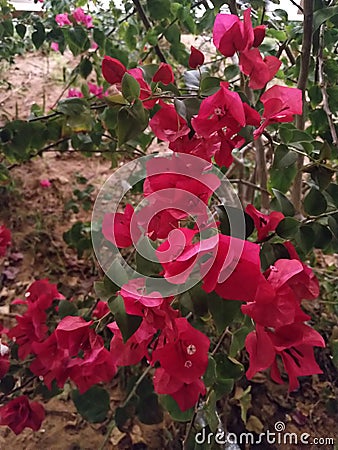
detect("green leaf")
[260,242,291,271]
[57,98,89,116]
[121,72,141,103]
[94,275,119,301]
[295,225,315,254]
[32,24,45,49]
[224,64,240,80]
[117,100,149,146]
[147,0,172,19]
[200,77,221,96]
[270,145,297,192]
[326,184,338,207]
[214,354,244,381]
[271,189,295,216]
[93,28,105,48]
[64,26,90,56]
[313,5,338,33]
[138,393,163,425]
[160,395,193,422]
[203,356,217,387]
[15,23,26,39]
[229,327,251,357]
[276,217,300,239]
[58,300,78,318]
[165,23,181,45]
[311,222,332,249]
[108,295,142,342]
[310,166,334,191]
[204,391,218,432]
[207,293,241,333]
[79,58,92,79]
[303,187,327,216]
[72,386,110,423]
[328,216,338,239]
[215,205,254,239]
[308,85,322,107]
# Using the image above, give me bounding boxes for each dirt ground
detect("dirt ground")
[0,51,337,450]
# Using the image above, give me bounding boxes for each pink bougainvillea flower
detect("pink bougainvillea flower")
[8,309,48,360]
[120,278,164,316]
[152,63,174,85]
[152,317,210,384]
[72,7,86,23]
[213,13,247,57]
[246,323,325,391]
[67,330,116,393]
[149,102,190,142]
[189,46,205,68]
[67,88,83,98]
[30,333,70,389]
[88,82,104,98]
[213,8,266,56]
[102,56,126,85]
[92,301,109,319]
[242,259,310,328]
[40,179,51,188]
[266,255,319,302]
[0,225,11,256]
[55,316,93,357]
[0,340,9,379]
[72,7,93,28]
[0,396,45,434]
[214,129,245,168]
[253,25,266,47]
[245,204,284,241]
[102,204,141,248]
[127,67,156,109]
[283,241,319,300]
[239,49,281,90]
[153,368,206,411]
[20,279,64,311]
[109,320,155,366]
[55,13,71,27]
[50,42,59,52]
[191,82,246,137]
[243,102,261,126]
[254,85,302,138]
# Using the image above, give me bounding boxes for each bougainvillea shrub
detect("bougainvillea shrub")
[1,1,338,447]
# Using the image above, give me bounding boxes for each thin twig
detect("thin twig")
[291,0,313,214]
[229,178,269,194]
[254,137,270,210]
[131,0,167,63]
[289,0,303,13]
[318,24,338,147]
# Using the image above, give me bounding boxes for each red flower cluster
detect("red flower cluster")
[0,225,11,256]
[0,396,45,435]
[108,278,209,411]
[213,8,280,89]
[8,281,116,396]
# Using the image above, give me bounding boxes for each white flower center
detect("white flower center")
[187,344,196,355]
[184,360,192,368]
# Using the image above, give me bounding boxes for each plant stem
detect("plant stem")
[291,0,313,215]
[318,24,338,147]
[254,137,270,211]
[131,0,167,63]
